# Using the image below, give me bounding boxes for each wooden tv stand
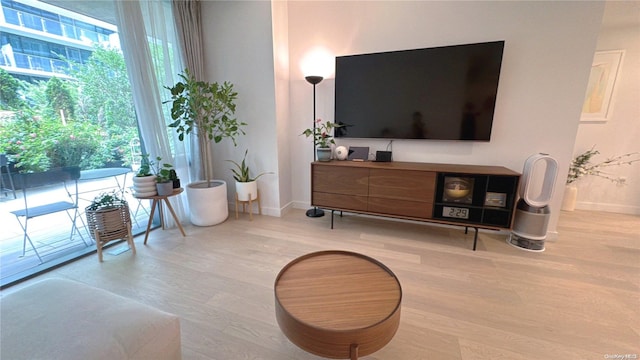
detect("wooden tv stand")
[311,160,520,250]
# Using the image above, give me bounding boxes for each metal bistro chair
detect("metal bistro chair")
[10,166,89,263]
[0,154,16,199]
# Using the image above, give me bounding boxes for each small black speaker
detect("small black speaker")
[375,151,392,162]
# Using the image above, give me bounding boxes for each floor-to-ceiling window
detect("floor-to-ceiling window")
[0,0,165,287]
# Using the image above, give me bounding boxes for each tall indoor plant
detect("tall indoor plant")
[165,69,246,226]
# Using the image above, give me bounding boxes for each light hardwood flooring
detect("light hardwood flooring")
[1,209,638,359]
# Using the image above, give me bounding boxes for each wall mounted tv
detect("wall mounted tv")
[334,41,505,141]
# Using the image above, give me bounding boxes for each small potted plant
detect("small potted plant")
[85,191,136,262]
[301,119,342,161]
[227,149,272,201]
[132,154,156,196]
[154,156,174,196]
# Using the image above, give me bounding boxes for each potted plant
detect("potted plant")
[301,119,341,161]
[132,154,156,197]
[85,190,136,262]
[562,146,640,211]
[227,149,272,201]
[165,68,246,226]
[153,157,174,196]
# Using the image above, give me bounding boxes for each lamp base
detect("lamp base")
[306,207,325,218]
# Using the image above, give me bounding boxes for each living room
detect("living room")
[1,1,638,359]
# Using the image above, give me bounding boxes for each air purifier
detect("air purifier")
[508,153,558,252]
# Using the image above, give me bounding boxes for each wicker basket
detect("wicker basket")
[85,204,136,261]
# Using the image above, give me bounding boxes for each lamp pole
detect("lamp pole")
[305,75,324,218]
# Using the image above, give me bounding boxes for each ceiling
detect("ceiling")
[40,0,638,33]
[40,0,116,25]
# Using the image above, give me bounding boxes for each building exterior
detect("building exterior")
[0,0,117,83]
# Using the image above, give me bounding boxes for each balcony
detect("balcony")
[0,170,153,287]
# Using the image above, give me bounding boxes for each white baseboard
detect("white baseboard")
[576,201,640,215]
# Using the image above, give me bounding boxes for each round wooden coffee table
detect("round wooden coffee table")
[274,250,402,360]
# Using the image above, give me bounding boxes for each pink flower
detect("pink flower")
[30,133,37,138]
[16,140,22,145]
[69,135,75,140]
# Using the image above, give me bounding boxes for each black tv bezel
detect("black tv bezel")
[333,40,505,142]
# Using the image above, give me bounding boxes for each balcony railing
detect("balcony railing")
[2,7,111,44]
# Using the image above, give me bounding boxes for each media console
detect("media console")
[311,160,520,250]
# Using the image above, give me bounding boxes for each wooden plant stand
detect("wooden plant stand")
[85,205,136,262]
[235,189,261,220]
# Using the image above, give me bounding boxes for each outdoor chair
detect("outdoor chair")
[0,154,16,199]
[10,166,90,263]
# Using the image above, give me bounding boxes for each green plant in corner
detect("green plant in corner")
[567,146,640,185]
[227,149,272,182]
[165,68,246,187]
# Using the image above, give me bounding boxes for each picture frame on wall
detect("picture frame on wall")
[581,50,625,122]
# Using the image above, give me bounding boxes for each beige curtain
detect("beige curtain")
[172,0,208,181]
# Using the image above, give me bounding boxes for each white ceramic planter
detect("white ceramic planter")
[561,185,577,211]
[132,175,157,197]
[186,180,228,226]
[235,181,258,201]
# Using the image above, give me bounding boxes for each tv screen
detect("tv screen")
[334,41,505,141]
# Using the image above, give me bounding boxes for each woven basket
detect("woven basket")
[85,204,132,244]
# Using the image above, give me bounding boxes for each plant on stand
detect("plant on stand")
[165,68,246,226]
[227,149,272,202]
[85,190,135,262]
[132,154,156,196]
[301,119,341,161]
[562,146,640,211]
[153,156,174,196]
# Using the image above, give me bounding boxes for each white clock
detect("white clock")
[335,146,348,160]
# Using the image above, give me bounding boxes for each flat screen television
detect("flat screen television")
[334,41,505,141]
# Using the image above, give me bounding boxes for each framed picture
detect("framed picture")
[581,50,625,122]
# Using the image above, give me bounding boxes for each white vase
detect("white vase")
[236,181,258,201]
[561,184,577,211]
[132,175,156,197]
[186,180,228,226]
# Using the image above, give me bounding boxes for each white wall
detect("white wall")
[201,1,282,216]
[572,1,640,214]
[287,1,605,234]
[199,1,607,235]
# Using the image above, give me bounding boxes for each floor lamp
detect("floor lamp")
[305,75,324,218]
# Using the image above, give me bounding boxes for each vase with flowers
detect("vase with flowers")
[562,146,640,211]
[301,119,341,161]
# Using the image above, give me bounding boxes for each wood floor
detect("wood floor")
[2,208,638,359]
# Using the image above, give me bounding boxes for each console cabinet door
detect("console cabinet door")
[312,165,369,211]
[368,169,436,219]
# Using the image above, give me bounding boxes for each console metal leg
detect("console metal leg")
[472,227,479,251]
[331,210,335,229]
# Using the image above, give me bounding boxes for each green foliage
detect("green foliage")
[0,112,103,172]
[301,119,342,148]
[567,146,640,185]
[165,68,246,184]
[153,156,174,183]
[0,68,25,110]
[136,154,153,177]
[45,77,76,119]
[227,149,272,182]
[87,190,127,211]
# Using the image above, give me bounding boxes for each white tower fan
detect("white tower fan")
[508,153,558,252]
